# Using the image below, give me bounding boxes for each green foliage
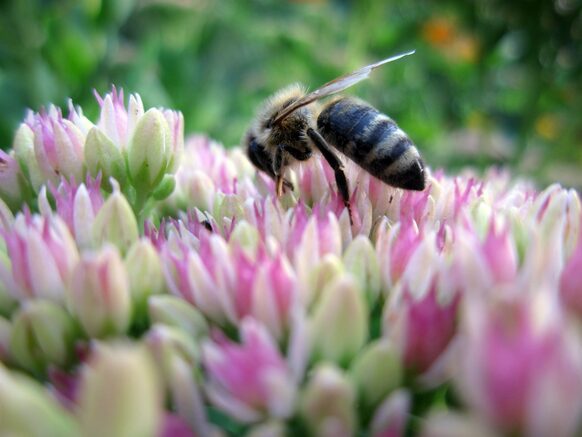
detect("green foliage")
[0,0,581,186]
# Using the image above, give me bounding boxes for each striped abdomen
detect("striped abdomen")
[317,97,425,190]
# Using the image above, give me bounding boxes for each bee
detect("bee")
[243,51,425,224]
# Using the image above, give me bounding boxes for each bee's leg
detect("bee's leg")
[273,144,287,197]
[306,128,354,226]
[248,138,293,192]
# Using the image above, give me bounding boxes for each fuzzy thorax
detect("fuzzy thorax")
[250,83,314,154]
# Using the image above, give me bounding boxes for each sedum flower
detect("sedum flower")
[2,85,582,437]
[145,324,198,370]
[94,86,143,150]
[0,149,28,210]
[349,339,403,408]
[25,105,85,186]
[12,122,44,192]
[77,342,162,437]
[179,170,216,212]
[369,389,411,437]
[148,295,209,340]
[10,300,78,375]
[67,244,131,338]
[384,278,459,375]
[202,318,296,423]
[163,233,298,338]
[343,235,381,302]
[92,182,139,253]
[292,211,343,304]
[0,250,17,317]
[42,176,104,248]
[300,363,357,437]
[8,86,184,216]
[375,219,423,290]
[162,234,238,325]
[450,218,518,295]
[145,324,210,436]
[162,109,184,173]
[125,238,165,304]
[158,413,197,437]
[243,252,298,340]
[127,108,172,194]
[84,126,126,187]
[309,274,368,366]
[171,135,260,214]
[456,293,582,437]
[0,214,79,302]
[0,197,14,231]
[0,363,80,436]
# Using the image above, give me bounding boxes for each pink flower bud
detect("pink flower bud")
[27,106,84,185]
[457,294,582,436]
[384,280,459,375]
[162,109,184,173]
[163,235,236,324]
[248,254,297,339]
[202,318,295,423]
[369,390,411,437]
[0,214,79,301]
[451,219,518,294]
[480,219,518,283]
[68,245,131,337]
[94,86,143,150]
[49,176,104,248]
[292,213,343,301]
[158,413,196,437]
[376,219,423,289]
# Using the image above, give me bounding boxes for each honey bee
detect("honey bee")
[243,51,425,224]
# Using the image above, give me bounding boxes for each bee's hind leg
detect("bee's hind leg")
[306,128,354,226]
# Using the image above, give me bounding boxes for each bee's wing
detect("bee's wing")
[273,50,415,125]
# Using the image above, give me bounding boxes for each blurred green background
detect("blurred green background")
[1,0,581,187]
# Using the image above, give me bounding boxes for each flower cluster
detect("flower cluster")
[1,88,582,436]
[3,87,183,218]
